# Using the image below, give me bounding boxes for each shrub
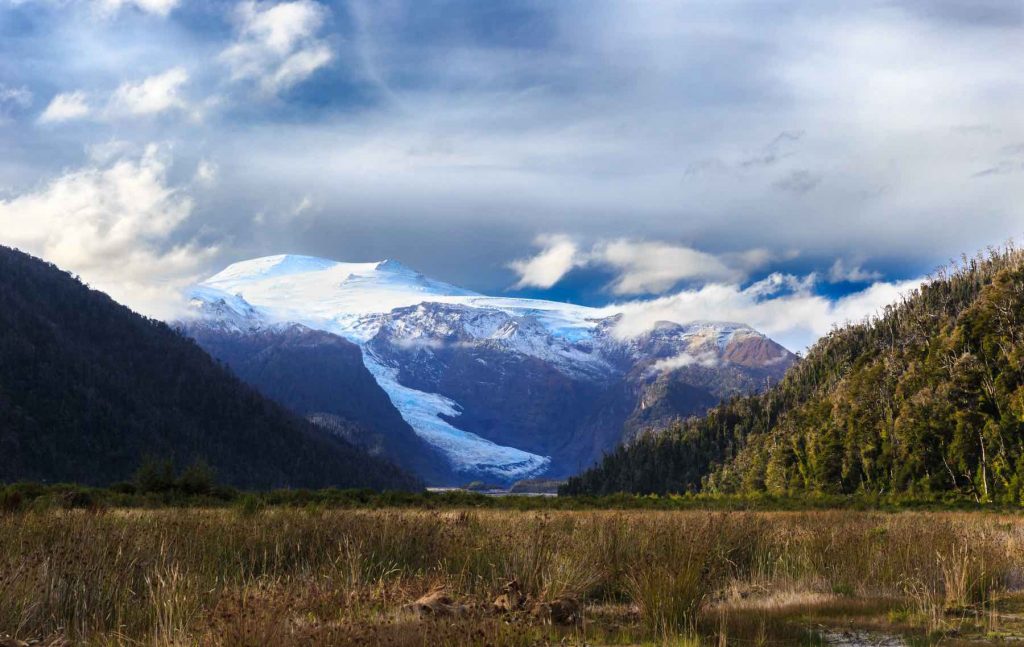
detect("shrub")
[0,489,23,514]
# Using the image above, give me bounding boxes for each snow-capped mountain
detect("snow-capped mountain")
[182,254,796,484]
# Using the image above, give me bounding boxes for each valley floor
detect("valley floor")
[1,508,1023,646]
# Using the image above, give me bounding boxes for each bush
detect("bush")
[176,460,216,496]
[0,489,23,513]
[134,457,176,494]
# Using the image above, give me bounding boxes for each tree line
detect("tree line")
[563,244,1024,504]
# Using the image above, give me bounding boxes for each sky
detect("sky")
[1,0,1022,350]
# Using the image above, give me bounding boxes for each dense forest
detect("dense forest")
[563,246,1024,503]
[0,246,419,490]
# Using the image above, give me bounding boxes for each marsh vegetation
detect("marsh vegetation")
[2,508,1023,646]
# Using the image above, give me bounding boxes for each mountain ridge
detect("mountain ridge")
[0,245,419,490]
[184,253,796,484]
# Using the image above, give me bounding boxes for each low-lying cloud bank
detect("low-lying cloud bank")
[605,273,924,352]
[510,235,778,295]
[510,234,922,351]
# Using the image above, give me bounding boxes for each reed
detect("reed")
[0,509,1019,646]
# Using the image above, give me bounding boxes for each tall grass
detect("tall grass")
[626,515,723,638]
[0,509,1020,646]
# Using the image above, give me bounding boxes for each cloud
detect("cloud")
[38,91,90,123]
[739,131,804,168]
[828,259,882,283]
[38,69,192,126]
[684,131,806,179]
[194,159,218,185]
[607,273,924,352]
[599,240,741,294]
[0,146,217,318]
[972,143,1024,178]
[290,195,313,217]
[4,0,1024,325]
[0,85,32,109]
[86,139,135,163]
[648,351,719,375]
[107,67,189,117]
[221,0,334,95]
[973,162,1024,177]
[773,169,822,194]
[510,236,774,295]
[96,0,180,17]
[0,84,32,124]
[509,235,580,289]
[894,0,1023,28]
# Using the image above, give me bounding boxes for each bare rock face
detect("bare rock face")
[722,333,792,367]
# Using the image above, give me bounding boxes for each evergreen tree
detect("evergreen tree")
[563,244,1024,503]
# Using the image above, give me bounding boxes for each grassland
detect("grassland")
[1,508,1023,646]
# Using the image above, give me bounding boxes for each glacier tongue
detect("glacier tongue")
[361,350,550,480]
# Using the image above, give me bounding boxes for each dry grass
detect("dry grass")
[0,509,1021,646]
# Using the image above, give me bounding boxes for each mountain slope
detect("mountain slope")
[0,246,419,490]
[563,247,1024,503]
[185,254,796,484]
[184,324,455,483]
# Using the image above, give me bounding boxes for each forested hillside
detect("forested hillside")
[184,323,455,484]
[0,246,419,490]
[563,247,1024,503]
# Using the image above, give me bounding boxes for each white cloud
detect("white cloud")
[0,84,32,109]
[509,235,580,289]
[0,84,32,124]
[221,0,334,95]
[86,139,135,163]
[267,42,332,91]
[38,91,91,123]
[510,234,915,351]
[95,0,179,17]
[194,159,218,185]
[828,258,883,283]
[607,273,924,352]
[509,236,774,295]
[107,67,189,117]
[0,145,217,318]
[41,69,195,125]
[290,194,313,217]
[599,240,740,294]
[648,351,719,375]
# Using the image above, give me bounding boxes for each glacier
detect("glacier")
[191,255,573,480]
[185,254,790,482]
[361,349,550,480]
